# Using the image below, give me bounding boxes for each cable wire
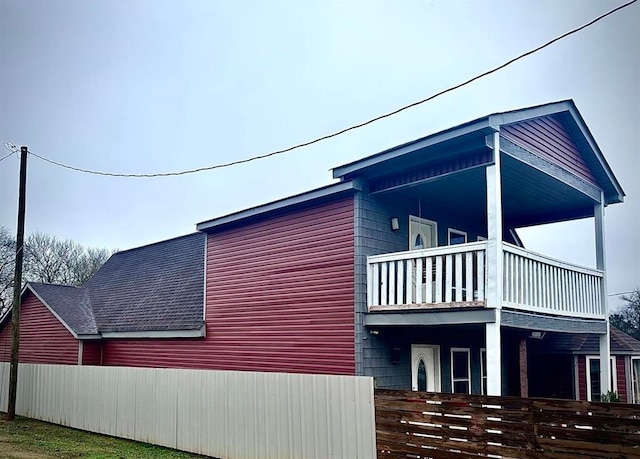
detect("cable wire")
[0,152,15,163]
[21,0,640,178]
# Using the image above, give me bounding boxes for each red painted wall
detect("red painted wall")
[82,341,102,366]
[0,293,78,365]
[502,115,598,186]
[102,196,356,375]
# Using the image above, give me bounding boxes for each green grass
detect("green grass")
[0,415,214,459]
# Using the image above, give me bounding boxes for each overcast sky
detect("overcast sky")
[0,0,638,309]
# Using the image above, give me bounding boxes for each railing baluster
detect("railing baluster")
[425,257,433,304]
[416,257,423,304]
[397,260,404,305]
[476,250,484,301]
[388,261,396,306]
[465,252,473,302]
[372,263,379,307]
[445,254,453,303]
[455,253,463,302]
[367,262,374,308]
[381,262,388,306]
[405,259,413,305]
[435,256,443,303]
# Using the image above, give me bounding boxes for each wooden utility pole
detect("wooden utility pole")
[6,146,28,421]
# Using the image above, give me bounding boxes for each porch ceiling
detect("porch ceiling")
[379,153,597,230]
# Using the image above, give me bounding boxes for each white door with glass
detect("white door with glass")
[409,216,437,302]
[411,344,441,392]
[409,216,437,250]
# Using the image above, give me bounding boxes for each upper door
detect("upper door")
[409,216,437,250]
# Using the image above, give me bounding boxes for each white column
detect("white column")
[595,192,611,394]
[485,131,503,396]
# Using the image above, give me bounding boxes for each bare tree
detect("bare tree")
[0,227,114,315]
[0,227,15,314]
[610,289,640,341]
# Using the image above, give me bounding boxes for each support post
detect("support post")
[594,192,611,395]
[485,132,503,395]
[7,146,28,421]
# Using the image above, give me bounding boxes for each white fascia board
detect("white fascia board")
[332,119,495,178]
[101,325,206,339]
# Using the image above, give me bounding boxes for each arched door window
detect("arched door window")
[417,358,427,391]
[414,233,424,250]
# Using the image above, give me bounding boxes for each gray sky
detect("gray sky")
[1,0,638,309]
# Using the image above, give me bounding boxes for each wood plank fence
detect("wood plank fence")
[375,390,640,458]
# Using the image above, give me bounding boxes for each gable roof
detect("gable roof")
[28,283,97,336]
[2,232,205,338]
[332,100,624,205]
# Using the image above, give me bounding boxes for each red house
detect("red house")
[1,100,636,402]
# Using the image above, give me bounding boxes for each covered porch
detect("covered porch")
[341,104,625,396]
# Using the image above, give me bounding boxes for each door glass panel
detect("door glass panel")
[417,359,427,391]
[414,233,424,250]
[589,359,601,401]
[633,359,640,403]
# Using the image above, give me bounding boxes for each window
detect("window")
[480,348,487,395]
[448,228,467,245]
[632,357,640,404]
[585,356,616,401]
[417,358,427,392]
[451,348,471,394]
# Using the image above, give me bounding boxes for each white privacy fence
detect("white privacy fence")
[502,244,605,318]
[0,363,376,459]
[368,241,487,309]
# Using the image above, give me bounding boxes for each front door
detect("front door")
[409,216,437,250]
[411,344,441,392]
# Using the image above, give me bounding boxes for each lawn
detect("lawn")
[0,415,214,459]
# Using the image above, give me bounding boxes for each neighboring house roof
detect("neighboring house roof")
[2,232,205,338]
[533,327,640,355]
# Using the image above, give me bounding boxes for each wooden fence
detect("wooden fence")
[0,363,376,459]
[375,389,640,458]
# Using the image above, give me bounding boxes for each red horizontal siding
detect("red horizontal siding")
[0,293,78,365]
[0,317,11,362]
[82,340,102,366]
[102,196,356,375]
[502,115,598,186]
[617,356,627,403]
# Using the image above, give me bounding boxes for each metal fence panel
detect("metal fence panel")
[0,363,376,459]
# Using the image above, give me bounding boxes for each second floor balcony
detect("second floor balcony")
[367,241,605,319]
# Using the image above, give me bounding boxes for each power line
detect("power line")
[0,152,14,163]
[15,0,640,178]
[608,290,635,297]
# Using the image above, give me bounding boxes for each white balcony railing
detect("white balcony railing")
[502,243,604,318]
[367,241,487,310]
[367,242,605,319]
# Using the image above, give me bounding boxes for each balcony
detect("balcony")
[367,241,605,319]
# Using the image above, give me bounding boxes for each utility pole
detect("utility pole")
[6,146,28,421]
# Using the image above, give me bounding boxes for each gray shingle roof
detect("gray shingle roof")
[28,283,97,335]
[532,327,640,355]
[20,232,205,336]
[86,232,204,333]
